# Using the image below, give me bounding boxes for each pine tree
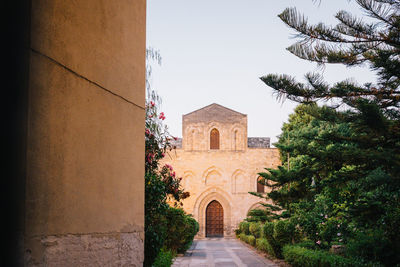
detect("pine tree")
[256,1,400,264]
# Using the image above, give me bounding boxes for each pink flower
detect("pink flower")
[150,101,155,107]
[316,240,321,245]
[159,112,165,120]
[172,171,176,177]
[322,222,325,225]
[146,153,154,163]
[165,164,173,171]
[145,129,150,135]
[337,232,341,236]
[324,215,328,219]
[161,153,165,157]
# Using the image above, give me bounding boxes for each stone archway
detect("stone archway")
[193,187,232,238]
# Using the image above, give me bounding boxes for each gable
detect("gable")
[183,103,246,124]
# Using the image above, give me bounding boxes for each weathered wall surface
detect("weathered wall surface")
[25,0,145,265]
[183,104,248,151]
[161,104,281,238]
[164,148,280,237]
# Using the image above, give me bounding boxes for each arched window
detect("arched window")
[257,177,265,193]
[210,128,220,149]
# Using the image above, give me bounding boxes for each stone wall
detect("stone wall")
[163,147,281,237]
[182,103,248,151]
[162,104,281,238]
[24,0,146,265]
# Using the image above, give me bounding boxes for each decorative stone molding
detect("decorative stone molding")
[202,166,223,185]
[193,187,232,238]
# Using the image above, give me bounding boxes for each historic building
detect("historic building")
[163,103,281,238]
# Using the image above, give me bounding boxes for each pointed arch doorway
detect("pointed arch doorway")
[206,200,224,237]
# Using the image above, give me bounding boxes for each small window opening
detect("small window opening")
[257,177,265,193]
[210,128,220,149]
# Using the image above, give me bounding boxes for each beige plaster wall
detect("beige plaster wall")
[25,0,145,265]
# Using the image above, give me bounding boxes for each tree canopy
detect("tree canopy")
[255,1,400,265]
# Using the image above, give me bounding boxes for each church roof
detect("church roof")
[183,103,246,123]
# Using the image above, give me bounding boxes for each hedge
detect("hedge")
[239,233,256,246]
[249,222,261,238]
[239,222,250,235]
[153,248,175,267]
[248,235,256,246]
[163,207,199,254]
[261,220,293,259]
[256,238,276,258]
[283,245,366,267]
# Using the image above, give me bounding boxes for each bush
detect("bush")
[274,219,295,245]
[262,222,274,239]
[239,233,247,243]
[346,229,394,266]
[163,207,199,254]
[249,222,261,238]
[153,248,175,267]
[256,238,276,257]
[260,220,295,259]
[248,235,256,246]
[144,173,168,267]
[239,222,250,235]
[283,245,365,267]
[239,233,256,246]
[234,228,241,236]
[295,240,317,250]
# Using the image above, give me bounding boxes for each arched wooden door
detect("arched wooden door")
[206,200,224,237]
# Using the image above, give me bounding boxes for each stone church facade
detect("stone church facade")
[162,104,281,238]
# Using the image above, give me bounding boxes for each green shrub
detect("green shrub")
[144,173,169,267]
[240,222,250,235]
[283,245,365,267]
[153,248,175,267]
[248,235,256,246]
[234,228,241,236]
[259,220,295,259]
[163,207,199,254]
[273,219,294,245]
[239,233,256,246]
[262,222,274,239]
[295,240,317,250]
[346,229,395,266]
[256,238,276,257]
[249,222,261,238]
[239,233,247,243]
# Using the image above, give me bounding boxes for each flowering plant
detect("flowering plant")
[144,99,190,266]
[145,98,188,202]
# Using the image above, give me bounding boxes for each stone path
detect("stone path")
[172,238,278,267]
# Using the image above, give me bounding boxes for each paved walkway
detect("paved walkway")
[172,238,278,267]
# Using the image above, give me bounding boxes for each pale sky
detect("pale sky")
[146,0,374,145]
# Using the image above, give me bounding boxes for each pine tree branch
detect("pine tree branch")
[356,0,398,28]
